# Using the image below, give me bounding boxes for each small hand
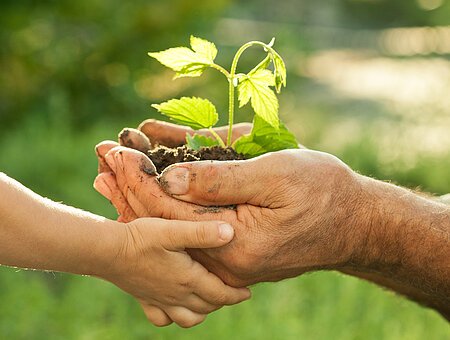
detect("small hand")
[102,218,251,328]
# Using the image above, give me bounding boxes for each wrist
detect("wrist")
[344,175,450,274]
[80,219,127,279]
[345,175,403,271]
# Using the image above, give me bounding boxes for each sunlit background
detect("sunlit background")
[1,0,449,339]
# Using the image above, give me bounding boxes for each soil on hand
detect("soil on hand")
[147,145,245,174]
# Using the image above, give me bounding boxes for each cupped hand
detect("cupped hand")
[95,146,366,288]
[94,120,252,222]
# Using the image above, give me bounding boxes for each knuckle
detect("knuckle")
[211,291,228,305]
[198,164,221,194]
[177,277,192,290]
[195,224,209,245]
[163,226,181,249]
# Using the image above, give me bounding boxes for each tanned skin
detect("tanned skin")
[95,120,450,321]
[344,177,450,320]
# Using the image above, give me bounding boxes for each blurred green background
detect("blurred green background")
[1,0,449,339]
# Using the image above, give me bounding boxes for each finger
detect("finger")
[94,172,138,221]
[141,304,173,327]
[118,128,151,153]
[192,270,252,305]
[157,219,234,250]
[125,187,151,218]
[93,173,113,201]
[104,145,124,173]
[95,141,119,173]
[163,306,206,328]
[205,123,253,144]
[138,119,252,147]
[112,147,235,221]
[159,154,278,206]
[117,215,128,223]
[181,294,221,314]
[138,119,193,147]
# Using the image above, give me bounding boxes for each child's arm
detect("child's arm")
[0,172,250,327]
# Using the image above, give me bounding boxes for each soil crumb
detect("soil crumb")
[147,145,245,174]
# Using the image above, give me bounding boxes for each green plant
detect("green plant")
[149,36,299,157]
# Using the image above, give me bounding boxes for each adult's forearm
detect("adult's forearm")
[0,173,121,276]
[344,175,450,319]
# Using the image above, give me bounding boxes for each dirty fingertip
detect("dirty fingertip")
[159,166,190,195]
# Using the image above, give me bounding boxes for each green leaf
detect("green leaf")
[148,36,217,78]
[237,69,279,128]
[232,134,266,157]
[271,53,287,93]
[186,133,220,150]
[190,36,217,62]
[152,97,218,130]
[249,55,272,75]
[233,116,298,158]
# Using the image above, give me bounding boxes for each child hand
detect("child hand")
[99,218,251,328]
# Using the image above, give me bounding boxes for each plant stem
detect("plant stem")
[210,64,230,78]
[226,40,277,146]
[209,128,226,147]
[226,76,235,146]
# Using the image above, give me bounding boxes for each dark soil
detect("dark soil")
[147,145,246,174]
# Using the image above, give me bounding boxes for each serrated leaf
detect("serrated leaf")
[237,69,279,128]
[148,36,217,78]
[186,133,220,150]
[233,116,298,158]
[152,97,218,130]
[149,48,209,73]
[190,36,217,62]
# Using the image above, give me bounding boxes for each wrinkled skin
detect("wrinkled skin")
[94,121,361,287]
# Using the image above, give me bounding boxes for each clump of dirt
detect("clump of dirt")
[147,145,246,174]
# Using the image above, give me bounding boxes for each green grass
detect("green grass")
[0,268,448,339]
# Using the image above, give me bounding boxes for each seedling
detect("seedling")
[149,36,299,158]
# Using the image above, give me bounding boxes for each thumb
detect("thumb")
[158,156,274,206]
[160,220,235,250]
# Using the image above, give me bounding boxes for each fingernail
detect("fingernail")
[219,223,234,241]
[161,167,189,195]
[94,177,112,200]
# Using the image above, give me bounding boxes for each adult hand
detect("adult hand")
[95,146,362,286]
[94,120,252,222]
